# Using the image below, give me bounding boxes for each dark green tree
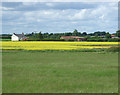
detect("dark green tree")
[105,32,111,38]
[64,32,72,36]
[82,32,87,36]
[73,29,79,36]
[38,32,43,40]
[31,32,34,36]
[94,31,106,36]
[116,30,120,37]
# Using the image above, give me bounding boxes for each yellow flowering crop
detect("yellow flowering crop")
[1,41,118,50]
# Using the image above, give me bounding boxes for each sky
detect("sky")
[1,2,118,34]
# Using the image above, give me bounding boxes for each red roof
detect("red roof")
[60,36,79,39]
[111,35,115,37]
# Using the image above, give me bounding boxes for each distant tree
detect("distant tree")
[116,30,120,37]
[49,33,53,36]
[43,32,49,38]
[95,32,98,36]
[86,35,91,39]
[78,32,81,36]
[94,31,106,36]
[101,31,106,35]
[38,31,43,40]
[64,32,72,36]
[32,32,34,36]
[73,29,79,36]
[105,32,111,38]
[88,33,94,36]
[82,32,87,36]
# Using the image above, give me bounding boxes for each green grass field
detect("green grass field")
[2,51,118,93]
[0,39,11,41]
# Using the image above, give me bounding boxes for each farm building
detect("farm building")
[60,36,87,41]
[11,33,27,41]
[111,35,119,39]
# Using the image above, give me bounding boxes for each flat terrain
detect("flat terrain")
[2,41,118,50]
[2,51,118,93]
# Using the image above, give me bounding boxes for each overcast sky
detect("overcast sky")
[1,2,118,34]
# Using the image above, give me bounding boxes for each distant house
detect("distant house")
[60,36,87,41]
[11,33,27,41]
[111,35,119,39]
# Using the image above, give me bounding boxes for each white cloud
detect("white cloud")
[0,6,14,10]
[2,7,14,10]
[2,0,119,2]
[99,15,105,20]
[2,2,118,33]
[22,2,38,5]
[43,11,54,15]
[90,5,107,17]
[36,19,45,22]
[108,2,117,6]
[71,9,87,20]
[71,21,78,24]
[46,3,54,7]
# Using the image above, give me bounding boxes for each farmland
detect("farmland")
[1,41,118,50]
[2,51,118,93]
[1,41,118,93]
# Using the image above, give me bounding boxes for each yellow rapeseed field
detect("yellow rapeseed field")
[1,41,118,50]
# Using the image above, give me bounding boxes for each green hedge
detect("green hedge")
[106,47,120,52]
[87,38,120,42]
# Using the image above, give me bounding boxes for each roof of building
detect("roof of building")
[13,33,26,38]
[111,35,115,37]
[60,36,85,39]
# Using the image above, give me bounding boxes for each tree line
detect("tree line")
[1,29,120,42]
[25,29,120,42]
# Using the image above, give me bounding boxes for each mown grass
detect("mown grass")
[0,39,11,41]
[2,51,118,93]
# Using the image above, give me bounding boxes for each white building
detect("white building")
[11,33,27,41]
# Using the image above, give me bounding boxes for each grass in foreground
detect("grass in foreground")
[2,51,118,93]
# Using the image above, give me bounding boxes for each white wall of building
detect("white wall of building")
[11,34,19,41]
